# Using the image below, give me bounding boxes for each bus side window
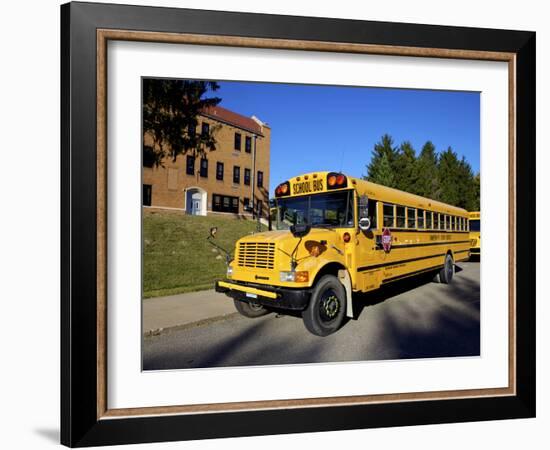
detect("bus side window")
[396,206,405,228]
[418,209,425,229]
[383,203,394,227]
[445,215,449,230]
[368,199,378,229]
[426,211,432,229]
[407,208,416,229]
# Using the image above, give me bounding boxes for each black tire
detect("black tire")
[233,299,270,318]
[302,275,346,336]
[438,253,454,284]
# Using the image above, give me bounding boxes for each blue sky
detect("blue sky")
[213,81,479,193]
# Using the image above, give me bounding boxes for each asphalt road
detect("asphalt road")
[143,261,480,370]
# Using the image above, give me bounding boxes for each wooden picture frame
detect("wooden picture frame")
[61,1,535,447]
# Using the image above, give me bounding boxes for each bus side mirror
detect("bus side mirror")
[358,217,371,231]
[209,226,218,238]
[290,223,311,238]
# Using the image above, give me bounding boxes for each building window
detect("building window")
[245,136,252,153]
[396,206,406,228]
[256,200,263,216]
[257,171,264,188]
[212,194,239,213]
[383,203,394,227]
[417,209,425,229]
[143,184,152,206]
[186,155,194,175]
[216,162,224,181]
[234,132,241,151]
[200,158,208,178]
[233,166,240,184]
[213,194,221,210]
[188,123,196,137]
[143,146,155,168]
[243,197,250,211]
[244,168,251,185]
[201,122,209,137]
[407,208,416,229]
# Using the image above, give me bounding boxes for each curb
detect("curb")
[143,312,239,338]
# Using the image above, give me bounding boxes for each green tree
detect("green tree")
[394,141,417,192]
[437,147,462,206]
[472,173,481,210]
[454,157,477,210]
[373,151,396,188]
[414,141,439,199]
[364,134,398,187]
[142,79,221,166]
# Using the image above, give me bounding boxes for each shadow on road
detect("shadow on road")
[144,264,480,370]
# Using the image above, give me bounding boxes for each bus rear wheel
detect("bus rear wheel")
[233,299,270,318]
[438,254,454,284]
[302,275,346,337]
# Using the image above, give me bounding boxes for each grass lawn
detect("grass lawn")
[143,211,266,298]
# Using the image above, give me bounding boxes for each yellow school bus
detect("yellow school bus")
[469,211,480,258]
[215,171,470,336]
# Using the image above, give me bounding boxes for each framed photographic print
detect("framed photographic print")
[61,1,536,447]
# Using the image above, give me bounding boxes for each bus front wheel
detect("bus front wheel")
[302,275,346,337]
[438,254,454,284]
[233,299,270,318]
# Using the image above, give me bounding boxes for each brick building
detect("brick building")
[143,106,271,218]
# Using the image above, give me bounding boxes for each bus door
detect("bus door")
[355,195,381,292]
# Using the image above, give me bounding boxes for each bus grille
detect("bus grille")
[238,242,275,269]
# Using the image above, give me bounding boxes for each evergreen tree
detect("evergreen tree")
[414,141,439,199]
[364,134,398,187]
[472,173,481,210]
[364,135,480,210]
[373,152,396,188]
[437,147,461,206]
[394,141,417,192]
[455,157,476,210]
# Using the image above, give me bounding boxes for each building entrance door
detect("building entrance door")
[191,199,201,215]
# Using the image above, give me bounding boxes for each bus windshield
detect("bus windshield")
[470,219,480,232]
[275,190,354,230]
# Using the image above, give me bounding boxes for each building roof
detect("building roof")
[200,105,265,136]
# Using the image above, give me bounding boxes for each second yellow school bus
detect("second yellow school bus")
[469,211,481,257]
[215,171,470,336]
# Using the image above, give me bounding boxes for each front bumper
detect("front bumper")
[215,280,311,311]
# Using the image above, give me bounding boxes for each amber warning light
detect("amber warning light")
[327,173,347,189]
[275,181,290,197]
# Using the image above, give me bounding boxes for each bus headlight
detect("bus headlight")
[279,271,309,282]
[226,265,233,278]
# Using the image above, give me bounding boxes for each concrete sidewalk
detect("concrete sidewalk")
[143,289,236,334]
